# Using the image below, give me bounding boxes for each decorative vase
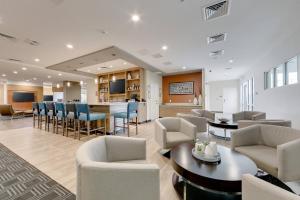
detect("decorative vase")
[198,94,202,106]
[193,97,198,105]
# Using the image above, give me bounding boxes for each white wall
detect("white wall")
[240,26,300,129]
[206,79,240,113]
[86,79,98,104]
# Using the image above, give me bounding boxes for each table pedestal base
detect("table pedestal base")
[172,173,241,200]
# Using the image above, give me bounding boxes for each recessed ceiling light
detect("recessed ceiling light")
[22,67,27,71]
[162,45,168,51]
[2,74,6,77]
[13,71,18,74]
[33,77,37,80]
[123,62,127,65]
[131,14,140,22]
[26,80,30,82]
[80,81,83,85]
[67,82,71,87]
[229,59,234,63]
[34,58,40,62]
[66,44,74,49]
[97,67,101,70]
[87,69,91,72]
[58,73,62,76]
[109,65,113,68]
[47,75,51,79]
[182,66,187,70]
[56,84,60,89]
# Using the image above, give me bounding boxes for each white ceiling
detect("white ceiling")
[0,0,300,83]
[77,59,137,74]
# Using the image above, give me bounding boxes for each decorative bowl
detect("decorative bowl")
[218,118,229,123]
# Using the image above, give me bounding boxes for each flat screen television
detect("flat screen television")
[13,92,35,102]
[110,79,125,94]
[43,95,53,101]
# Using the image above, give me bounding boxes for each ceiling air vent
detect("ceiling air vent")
[204,1,229,21]
[8,58,22,62]
[207,33,226,44]
[152,53,163,59]
[209,50,224,57]
[0,32,17,41]
[24,39,40,46]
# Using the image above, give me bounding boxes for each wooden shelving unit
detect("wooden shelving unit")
[97,67,144,102]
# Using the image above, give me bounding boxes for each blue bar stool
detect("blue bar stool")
[46,102,56,133]
[66,103,78,138]
[76,103,106,140]
[114,102,138,136]
[38,102,48,130]
[32,102,40,128]
[55,103,67,135]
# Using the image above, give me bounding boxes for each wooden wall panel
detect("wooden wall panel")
[162,72,202,103]
[7,85,43,111]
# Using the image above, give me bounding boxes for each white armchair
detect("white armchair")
[232,111,266,122]
[191,109,215,121]
[237,119,291,129]
[76,136,160,200]
[242,174,300,200]
[155,117,197,150]
[231,125,300,182]
[176,113,207,133]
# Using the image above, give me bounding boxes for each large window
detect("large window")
[265,56,298,90]
[286,57,298,85]
[275,64,284,87]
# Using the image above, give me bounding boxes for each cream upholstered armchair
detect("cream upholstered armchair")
[237,119,291,129]
[76,136,160,200]
[232,111,266,122]
[191,109,215,121]
[155,117,197,150]
[231,125,300,182]
[176,113,207,133]
[242,174,300,200]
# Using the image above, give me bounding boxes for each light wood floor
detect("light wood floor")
[0,118,193,200]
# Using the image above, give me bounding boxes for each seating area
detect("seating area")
[1,1,300,200]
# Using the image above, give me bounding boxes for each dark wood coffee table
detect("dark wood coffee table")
[208,120,238,140]
[171,143,257,200]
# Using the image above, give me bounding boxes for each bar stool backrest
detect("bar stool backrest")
[76,104,90,120]
[46,102,56,116]
[38,102,47,115]
[66,103,78,119]
[32,102,40,114]
[127,102,138,118]
[55,103,66,118]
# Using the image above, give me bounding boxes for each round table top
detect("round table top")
[171,143,257,192]
[208,120,238,129]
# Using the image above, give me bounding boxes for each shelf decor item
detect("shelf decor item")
[127,73,132,80]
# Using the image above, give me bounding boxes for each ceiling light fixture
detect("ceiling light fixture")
[2,74,6,77]
[182,66,187,70]
[161,45,168,51]
[97,67,101,70]
[87,70,91,72]
[131,14,140,22]
[80,81,83,85]
[66,44,74,49]
[22,67,27,71]
[67,82,71,87]
[34,58,40,62]
[229,59,234,63]
[33,77,37,80]
[112,75,116,82]
[13,71,18,74]
[109,65,113,68]
[123,62,127,65]
[26,80,30,82]
[47,75,51,79]
[58,73,62,76]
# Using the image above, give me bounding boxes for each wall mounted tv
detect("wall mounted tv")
[13,92,35,102]
[43,95,53,101]
[109,79,125,94]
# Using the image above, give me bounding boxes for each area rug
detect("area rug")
[0,143,76,200]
